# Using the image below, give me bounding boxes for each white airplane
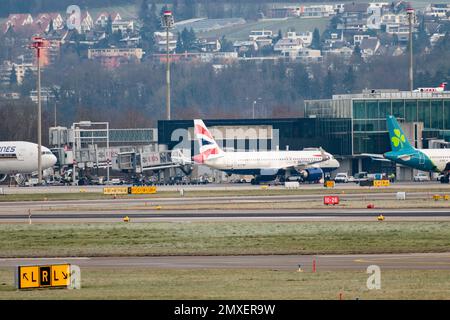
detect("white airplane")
[413,82,447,93]
[0,141,57,182]
[192,119,340,184]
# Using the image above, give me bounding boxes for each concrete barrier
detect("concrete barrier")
[396,192,406,200]
[284,181,300,189]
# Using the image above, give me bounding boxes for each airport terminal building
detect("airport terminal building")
[305,90,450,179]
[159,90,450,181]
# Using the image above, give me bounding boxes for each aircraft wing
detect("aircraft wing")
[360,153,392,162]
[397,153,415,161]
[287,147,330,171]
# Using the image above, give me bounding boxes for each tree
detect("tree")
[342,66,356,93]
[175,31,184,53]
[323,70,334,98]
[413,17,430,55]
[47,18,54,33]
[311,28,321,50]
[140,1,159,55]
[106,14,113,36]
[292,63,311,98]
[139,0,150,20]
[274,29,282,43]
[351,44,363,65]
[20,68,36,97]
[219,36,234,52]
[179,27,196,52]
[187,27,197,50]
[9,65,17,86]
[330,15,341,30]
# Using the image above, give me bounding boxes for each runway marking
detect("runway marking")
[353,258,450,265]
[0,257,91,261]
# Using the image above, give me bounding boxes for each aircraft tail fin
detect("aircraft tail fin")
[193,119,224,163]
[386,116,415,152]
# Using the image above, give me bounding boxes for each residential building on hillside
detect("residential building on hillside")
[154,31,177,52]
[2,13,33,33]
[359,37,381,60]
[0,61,36,85]
[296,48,322,63]
[197,38,221,52]
[233,40,258,54]
[112,20,134,33]
[299,5,335,18]
[80,11,94,33]
[95,12,122,27]
[354,34,371,45]
[34,13,65,31]
[249,30,273,41]
[87,48,144,68]
[424,4,450,18]
[274,37,303,58]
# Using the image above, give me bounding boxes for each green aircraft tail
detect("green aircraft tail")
[386,116,414,152]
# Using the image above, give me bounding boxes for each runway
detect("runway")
[1,189,450,222]
[0,191,442,208]
[1,209,450,223]
[1,253,450,270]
[0,182,449,222]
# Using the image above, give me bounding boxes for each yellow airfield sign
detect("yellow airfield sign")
[103,186,157,195]
[17,266,40,289]
[130,186,157,194]
[103,187,128,195]
[373,180,390,187]
[17,264,71,289]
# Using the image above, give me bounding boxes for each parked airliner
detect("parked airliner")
[193,119,340,184]
[0,141,57,182]
[413,82,447,93]
[366,116,450,183]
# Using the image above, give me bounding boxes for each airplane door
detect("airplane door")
[418,152,425,165]
[16,148,25,161]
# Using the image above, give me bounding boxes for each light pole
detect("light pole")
[106,122,110,184]
[252,101,256,119]
[407,6,414,92]
[30,37,47,185]
[161,10,174,121]
[252,97,262,119]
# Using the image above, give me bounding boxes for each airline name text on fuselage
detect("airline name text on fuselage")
[0,146,16,153]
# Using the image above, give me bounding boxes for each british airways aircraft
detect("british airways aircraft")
[0,141,57,182]
[192,119,340,184]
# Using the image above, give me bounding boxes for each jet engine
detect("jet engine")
[299,168,323,182]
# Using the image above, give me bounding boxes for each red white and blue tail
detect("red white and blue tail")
[193,119,224,163]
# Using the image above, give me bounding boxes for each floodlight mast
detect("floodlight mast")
[30,36,48,185]
[407,7,414,92]
[161,10,174,121]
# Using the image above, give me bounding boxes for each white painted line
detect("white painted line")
[0,257,91,261]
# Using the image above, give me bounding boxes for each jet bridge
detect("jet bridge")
[117,149,193,176]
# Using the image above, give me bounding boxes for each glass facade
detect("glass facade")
[158,118,352,157]
[305,92,450,155]
[351,98,450,154]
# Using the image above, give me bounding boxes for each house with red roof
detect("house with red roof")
[95,12,122,28]
[2,13,33,33]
